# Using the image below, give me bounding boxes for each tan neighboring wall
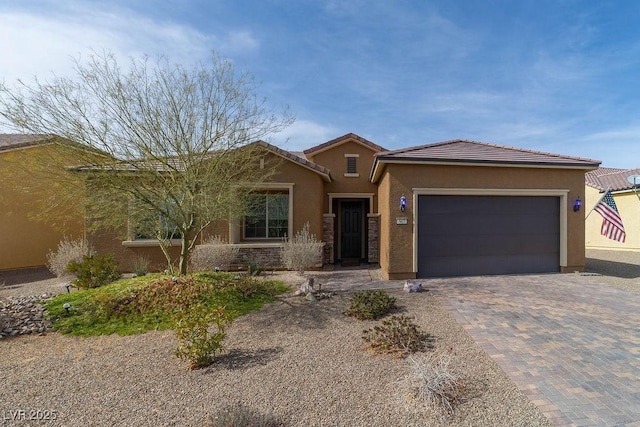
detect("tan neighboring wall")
[585,186,640,250]
[377,163,588,279]
[0,144,85,271]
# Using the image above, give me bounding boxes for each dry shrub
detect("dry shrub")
[205,402,286,426]
[345,289,397,320]
[362,314,433,357]
[280,222,323,275]
[406,350,468,415]
[190,236,239,272]
[46,237,93,278]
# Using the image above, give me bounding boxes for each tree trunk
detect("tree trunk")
[179,234,190,275]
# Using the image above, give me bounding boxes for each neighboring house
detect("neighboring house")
[585,167,640,251]
[0,134,104,271]
[89,133,600,279]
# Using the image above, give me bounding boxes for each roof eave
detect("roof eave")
[370,157,601,183]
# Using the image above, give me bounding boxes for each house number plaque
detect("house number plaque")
[396,217,408,225]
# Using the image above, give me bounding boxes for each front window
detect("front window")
[244,193,288,239]
[133,200,182,240]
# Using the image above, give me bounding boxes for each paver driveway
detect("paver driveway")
[426,274,640,427]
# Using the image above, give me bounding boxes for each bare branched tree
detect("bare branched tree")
[0,51,294,274]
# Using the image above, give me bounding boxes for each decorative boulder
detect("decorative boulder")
[403,280,424,293]
[293,277,316,296]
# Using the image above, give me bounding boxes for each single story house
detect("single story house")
[585,167,640,251]
[90,133,600,279]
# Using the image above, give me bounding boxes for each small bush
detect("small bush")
[46,237,93,278]
[407,351,468,415]
[280,222,323,275]
[131,254,150,276]
[246,261,263,276]
[362,314,431,357]
[190,236,239,272]
[205,402,286,427]
[66,254,121,289]
[175,304,231,369]
[344,289,397,320]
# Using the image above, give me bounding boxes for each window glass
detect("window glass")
[244,193,288,238]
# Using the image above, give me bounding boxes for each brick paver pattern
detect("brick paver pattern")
[427,274,640,427]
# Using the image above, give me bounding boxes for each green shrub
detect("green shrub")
[174,304,231,369]
[344,289,397,320]
[205,403,286,427]
[246,261,263,276]
[362,314,431,357]
[66,254,120,289]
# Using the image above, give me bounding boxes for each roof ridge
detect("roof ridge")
[303,132,386,155]
[377,138,599,163]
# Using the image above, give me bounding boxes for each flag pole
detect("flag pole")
[585,188,609,220]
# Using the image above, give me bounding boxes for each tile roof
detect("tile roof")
[0,134,57,152]
[375,139,601,167]
[303,133,386,156]
[73,140,332,182]
[586,167,640,192]
[371,139,600,183]
[255,141,331,181]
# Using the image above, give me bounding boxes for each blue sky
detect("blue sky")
[1,0,640,168]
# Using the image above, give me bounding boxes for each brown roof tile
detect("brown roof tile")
[0,134,56,152]
[255,141,331,181]
[586,167,640,192]
[303,133,386,156]
[376,139,601,167]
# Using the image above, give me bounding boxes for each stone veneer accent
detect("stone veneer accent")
[229,244,284,270]
[322,213,335,264]
[367,213,380,263]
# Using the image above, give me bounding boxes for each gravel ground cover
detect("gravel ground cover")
[0,272,550,427]
[2,248,636,427]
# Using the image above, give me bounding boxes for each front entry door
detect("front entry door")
[341,201,363,259]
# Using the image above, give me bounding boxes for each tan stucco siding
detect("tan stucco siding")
[585,186,640,250]
[87,150,326,273]
[377,163,588,279]
[0,145,85,271]
[260,152,325,238]
[307,140,379,213]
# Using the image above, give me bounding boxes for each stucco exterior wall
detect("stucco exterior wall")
[0,145,85,271]
[377,163,588,279]
[585,186,640,251]
[87,149,326,273]
[306,140,379,213]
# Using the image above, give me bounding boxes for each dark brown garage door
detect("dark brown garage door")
[417,195,560,278]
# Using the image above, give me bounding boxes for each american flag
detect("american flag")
[593,190,626,242]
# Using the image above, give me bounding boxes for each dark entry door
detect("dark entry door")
[341,201,363,259]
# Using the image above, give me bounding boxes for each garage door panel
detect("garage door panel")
[422,233,560,257]
[423,253,560,277]
[418,195,560,277]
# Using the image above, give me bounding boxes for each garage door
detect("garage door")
[417,195,560,278]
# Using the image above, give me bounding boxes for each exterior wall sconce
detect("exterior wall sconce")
[573,197,582,212]
[400,194,407,212]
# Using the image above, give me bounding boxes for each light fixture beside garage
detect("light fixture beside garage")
[400,194,407,211]
[573,197,582,212]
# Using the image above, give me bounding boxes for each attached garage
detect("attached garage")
[370,139,601,280]
[417,195,560,277]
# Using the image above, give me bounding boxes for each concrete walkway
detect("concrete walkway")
[425,274,640,427]
[313,267,640,426]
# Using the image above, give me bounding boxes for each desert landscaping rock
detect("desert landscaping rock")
[0,294,55,337]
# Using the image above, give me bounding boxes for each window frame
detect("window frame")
[243,191,290,240]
